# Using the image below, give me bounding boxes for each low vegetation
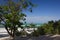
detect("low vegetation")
[31,20,60,36]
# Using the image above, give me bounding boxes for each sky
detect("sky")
[0,0,60,24]
[25,0,60,23]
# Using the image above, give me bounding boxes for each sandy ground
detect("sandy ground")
[0,35,60,40]
[0,28,60,40]
[15,35,60,40]
[0,37,10,40]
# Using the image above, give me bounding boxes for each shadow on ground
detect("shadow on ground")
[0,35,60,40]
[0,34,9,38]
[15,35,60,40]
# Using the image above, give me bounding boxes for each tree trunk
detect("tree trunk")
[5,26,14,37]
[13,24,16,40]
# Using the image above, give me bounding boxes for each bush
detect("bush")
[32,30,40,37]
[38,27,46,35]
[15,31,21,36]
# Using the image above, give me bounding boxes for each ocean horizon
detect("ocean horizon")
[0,23,42,28]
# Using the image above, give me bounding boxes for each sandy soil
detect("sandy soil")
[0,28,60,40]
[0,35,60,40]
[0,37,10,40]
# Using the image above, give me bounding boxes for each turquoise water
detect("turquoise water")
[0,23,43,28]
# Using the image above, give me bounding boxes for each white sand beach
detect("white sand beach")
[0,37,10,40]
[0,28,8,35]
[0,28,9,40]
[0,28,60,40]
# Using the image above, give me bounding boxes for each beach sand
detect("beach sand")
[0,37,10,40]
[14,35,60,40]
[0,28,60,40]
[0,34,60,40]
[0,28,9,40]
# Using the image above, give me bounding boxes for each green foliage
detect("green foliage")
[20,30,27,35]
[30,20,60,36]
[37,20,60,35]
[32,30,40,37]
[0,0,34,37]
[29,23,36,28]
[15,31,21,36]
[38,27,46,35]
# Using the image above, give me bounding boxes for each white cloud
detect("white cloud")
[25,16,60,23]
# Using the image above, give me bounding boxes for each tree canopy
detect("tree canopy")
[0,0,34,37]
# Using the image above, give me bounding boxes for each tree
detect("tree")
[53,20,60,34]
[0,0,34,38]
[57,20,60,34]
[29,23,36,28]
[38,20,54,35]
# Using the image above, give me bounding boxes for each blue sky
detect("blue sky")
[0,0,60,23]
[25,0,60,23]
